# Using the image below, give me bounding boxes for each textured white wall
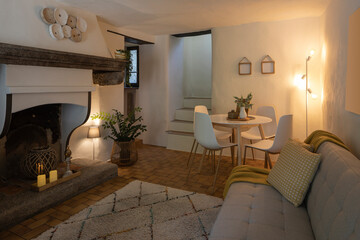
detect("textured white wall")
[0,0,109,57]
[71,21,126,162]
[136,36,170,147]
[212,17,322,141]
[168,37,185,121]
[321,0,360,158]
[183,35,212,97]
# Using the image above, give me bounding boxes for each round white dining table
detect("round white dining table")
[210,114,272,165]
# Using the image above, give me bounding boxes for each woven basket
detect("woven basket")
[20,146,58,179]
[111,141,138,166]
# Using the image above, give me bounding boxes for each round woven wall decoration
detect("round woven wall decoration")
[20,146,58,179]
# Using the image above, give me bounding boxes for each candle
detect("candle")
[49,170,58,183]
[37,163,44,175]
[37,174,46,187]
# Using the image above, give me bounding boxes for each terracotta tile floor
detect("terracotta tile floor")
[0,144,265,240]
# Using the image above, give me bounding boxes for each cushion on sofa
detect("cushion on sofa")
[209,182,315,240]
[267,139,321,207]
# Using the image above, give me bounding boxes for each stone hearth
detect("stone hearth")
[0,158,118,231]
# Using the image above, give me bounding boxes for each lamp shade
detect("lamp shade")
[88,126,100,138]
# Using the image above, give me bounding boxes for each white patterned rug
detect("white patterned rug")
[34,180,223,240]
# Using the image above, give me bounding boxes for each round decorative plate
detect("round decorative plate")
[62,25,71,38]
[49,24,64,40]
[54,8,68,25]
[70,28,82,42]
[76,17,87,32]
[40,8,56,24]
[67,15,77,28]
[226,116,256,121]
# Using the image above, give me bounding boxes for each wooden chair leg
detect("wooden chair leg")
[212,150,215,173]
[212,149,223,194]
[243,146,248,165]
[198,148,207,173]
[250,140,255,160]
[207,149,211,163]
[187,142,199,181]
[187,139,196,167]
[264,151,268,169]
[266,152,273,169]
[230,136,234,166]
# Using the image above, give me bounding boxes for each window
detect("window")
[126,46,139,88]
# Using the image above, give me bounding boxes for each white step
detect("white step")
[166,130,233,157]
[166,131,203,153]
[183,97,212,109]
[175,108,194,121]
[175,108,212,121]
[169,120,193,133]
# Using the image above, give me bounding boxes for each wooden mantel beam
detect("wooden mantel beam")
[0,42,126,72]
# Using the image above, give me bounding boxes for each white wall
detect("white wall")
[212,17,322,141]
[71,20,125,162]
[321,0,360,158]
[134,36,185,146]
[168,37,185,122]
[137,36,170,146]
[183,35,212,97]
[0,0,109,57]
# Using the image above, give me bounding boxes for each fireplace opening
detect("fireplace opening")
[0,104,61,180]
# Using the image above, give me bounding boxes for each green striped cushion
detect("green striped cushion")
[267,139,321,207]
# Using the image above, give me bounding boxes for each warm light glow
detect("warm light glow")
[88,126,101,138]
[93,118,100,126]
[294,74,306,90]
[321,44,327,62]
[310,49,315,56]
[307,88,318,99]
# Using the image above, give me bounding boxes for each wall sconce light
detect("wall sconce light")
[88,126,100,161]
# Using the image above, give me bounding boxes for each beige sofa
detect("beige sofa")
[210,141,360,240]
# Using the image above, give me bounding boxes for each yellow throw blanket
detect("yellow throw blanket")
[223,165,270,198]
[304,130,350,152]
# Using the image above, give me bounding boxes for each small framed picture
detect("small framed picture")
[239,57,252,75]
[261,55,275,74]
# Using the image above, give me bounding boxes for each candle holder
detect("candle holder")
[20,146,57,179]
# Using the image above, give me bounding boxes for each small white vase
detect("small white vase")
[239,106,247,119]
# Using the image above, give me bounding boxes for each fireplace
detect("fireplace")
[0,64,93,181]
[0,42,126,180]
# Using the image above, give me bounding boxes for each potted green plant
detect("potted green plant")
[234,92,254,115]
[91,107,147,166]
[115,49,133,87]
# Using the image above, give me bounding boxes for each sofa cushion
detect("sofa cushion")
[209,182,315,240]
[306,142,360,240]
[267,139,321,207]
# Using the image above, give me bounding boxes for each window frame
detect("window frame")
[126,46,139,88]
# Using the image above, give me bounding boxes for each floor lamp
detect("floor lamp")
[88,126,100,161]
[303,50,316,137]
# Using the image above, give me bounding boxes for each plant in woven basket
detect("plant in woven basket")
[91,107,147,166]
[91,107,147,142]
